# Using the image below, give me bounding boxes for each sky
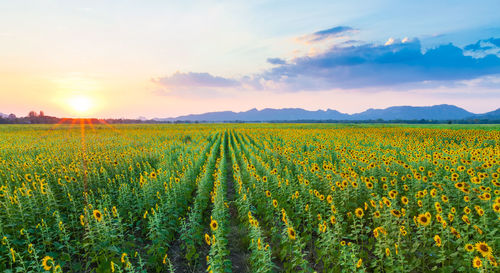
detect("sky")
[0,0,499,118]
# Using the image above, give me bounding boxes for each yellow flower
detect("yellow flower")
[472,256,482,268]
[121,253,127,263]
[355,208,364,218]
[465,244,474,252]
[417,213,431,226]
[93,209,103,222]
[356,258,362,268]
[42,256,54,271]
[111,261,115,272]
[475,242,492,258]
[434,235,442,247]
[205,233,211,245]
[330,215,336,225]
[163,254,168,264]
[287,227,296,240]
[10,248,15,262]
[210,219,218,231]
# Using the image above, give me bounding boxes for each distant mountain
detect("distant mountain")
[349,105,474,120]
[155,104,498,122]
[474,108,500,120]
[156,108,348,122]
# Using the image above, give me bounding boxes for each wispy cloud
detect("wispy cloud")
[297,26,355,44]
[152,71,240,91]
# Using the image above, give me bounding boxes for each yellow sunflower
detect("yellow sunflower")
[355,208,364,218]
[472,256,482,268]
[475,242,492,257]
[42,256,54,271]
[205,233,211,245]
[417,213,431,226]
[287,227,296,240]
[93,209,103,222]
[356,258,362,268]
[434,235,442,247]
[210,219,218,231]
[465,244,474,252]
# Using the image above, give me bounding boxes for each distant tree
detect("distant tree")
[39,111,44,117]
[28,111,38,118]
[8,113,16,119]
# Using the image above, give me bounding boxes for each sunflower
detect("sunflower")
[272,199,278,208]
[210,219,218,231]
[355,208,364,218]
[390,209,401,218]
[287,227,296,240]
[356,258,362,268]
[401,196,408,205]
[434,235,442,247]
[493,203,500,213]
[389,190,397,199]
[475,242,492,257]
[79,215,85,226]
[462,215,471,225]
[330,215,336,225]
[265,190,271,197]
[473,256,482,268]
[326,195,333,203]
[25,174,33,182]
[121,253,127,263]
[93,210,103,222]
[465,244,474,252]
[417,213,431,226]
[42,256,54,271]
[205,233,211,245]
[373,211,381,218]
[450,227,461,238]
[385,248,391,257]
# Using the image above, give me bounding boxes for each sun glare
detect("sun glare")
[68,96,93,115]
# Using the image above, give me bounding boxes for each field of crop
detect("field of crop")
[0,124,499,272]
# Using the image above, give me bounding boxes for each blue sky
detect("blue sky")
[0,0,499,118]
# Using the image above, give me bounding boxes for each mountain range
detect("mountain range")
[156,104,500,122]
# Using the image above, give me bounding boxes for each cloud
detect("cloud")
[153,72,240,90]
[298,26,355,43]
[267,58,287,65]
[257,38,500,90]
[312,26,354,40]
[465,37,500,51]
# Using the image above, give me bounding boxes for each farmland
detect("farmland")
[0,124,499,272]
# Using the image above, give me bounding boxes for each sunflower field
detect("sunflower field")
[0,124,499,272]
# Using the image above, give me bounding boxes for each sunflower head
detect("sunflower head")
[417,213,431,226]
[210,219,218,231]
[205,233,211,246]
[42,256,54,271]
[473,256,482,268]
[355,208,364,218]
[475,242,492,258]
[93,210,103,222]
[287,227,296,240]
[465,244,474,252]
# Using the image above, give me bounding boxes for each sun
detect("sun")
[68,96,94,115]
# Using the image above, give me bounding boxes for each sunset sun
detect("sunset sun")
[67,96,94,115]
